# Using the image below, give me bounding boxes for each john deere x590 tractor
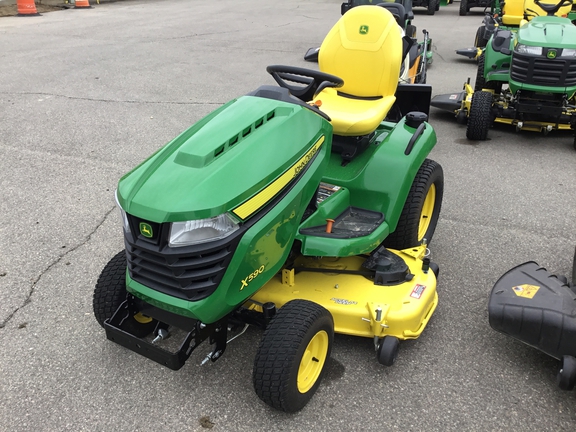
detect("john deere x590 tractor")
[93,6,443,412]
[431,0,576,147]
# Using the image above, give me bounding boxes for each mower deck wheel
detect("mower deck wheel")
[384,159,444,249]
[377,336,400,366]
[253,300,334,412]
[93,250,156,337]
[466,91,493,140]
[557,355,576,390]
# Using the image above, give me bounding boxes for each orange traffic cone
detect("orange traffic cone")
[17,0,40,16]
[74,0,92,9]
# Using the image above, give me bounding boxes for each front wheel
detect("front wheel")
[93,250,156,337]
[466,91,493,140]
[427,0,438,15]
[384,159,444,249]
[474,26,488,49]
[459,0,468,15]
[253,300,334,412]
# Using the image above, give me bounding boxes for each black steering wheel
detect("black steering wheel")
[533,0,572,16]
[266,65,344,102]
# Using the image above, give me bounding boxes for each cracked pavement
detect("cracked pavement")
[1,0,576,431]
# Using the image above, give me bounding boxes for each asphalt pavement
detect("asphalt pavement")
[1,0,576,430]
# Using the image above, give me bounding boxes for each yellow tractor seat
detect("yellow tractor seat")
[315,5,403,137]
[501,0,526,26]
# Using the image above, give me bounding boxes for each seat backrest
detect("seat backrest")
[522,0,572,18]
[319,6,403,98]
[501,0,525,25]
[378,3,408,29]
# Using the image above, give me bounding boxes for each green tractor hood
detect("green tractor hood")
[517,16,576,48]
[117,96,331,223]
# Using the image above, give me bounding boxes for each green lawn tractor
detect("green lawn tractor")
[340,0,450,16]
[430,0,576,146]
[459,0,498,16]
[304,2,433,86]
[489,246,576,390]
[457,0,574,59]
[93,6,443,412]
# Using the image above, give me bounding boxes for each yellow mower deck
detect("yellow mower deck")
[250,245,437,341]
[460,83,575,132]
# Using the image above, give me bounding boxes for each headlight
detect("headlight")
[115,190,131,234]
[561,48,576,58]
[169,214,239,247]
[516,44,543,55]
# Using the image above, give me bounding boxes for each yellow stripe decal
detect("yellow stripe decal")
[233,136,325,220]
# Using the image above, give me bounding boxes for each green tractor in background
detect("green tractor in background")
[431,0,576,147]
[93,6,443,413]
[457,0,576,58]
[458,0,493,16]
[341,0,453,16]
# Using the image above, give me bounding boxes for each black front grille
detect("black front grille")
[125,216,243,302]
[511,52,576,87]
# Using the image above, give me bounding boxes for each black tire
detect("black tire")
[377,336,400,366]
[557,355,576,391]
[474,53,503,93]
[427,0,437,15]
[384,159,444,249]
[253,300,334,412]
[459,0,468,15]
[571,245,576,286]
[466,91,493,140]
[474,26,488,48]
[435,0,440,10]
[93,251,156,337]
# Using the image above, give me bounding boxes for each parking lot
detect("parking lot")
[1,0,576,430]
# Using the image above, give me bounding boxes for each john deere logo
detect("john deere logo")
[359,25,369,35]
[139,222,153,238]
[547,50,557,59]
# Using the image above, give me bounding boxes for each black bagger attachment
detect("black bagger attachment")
[488,261,576,361]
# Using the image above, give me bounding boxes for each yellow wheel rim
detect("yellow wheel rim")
[133,312,153,324]
[297,330,329,394]
[418,184,436,241]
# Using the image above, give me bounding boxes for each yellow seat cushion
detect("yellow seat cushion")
[314,88,396,136]
[315,6,403,136]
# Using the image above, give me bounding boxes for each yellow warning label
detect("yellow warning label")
[512,284,540,299]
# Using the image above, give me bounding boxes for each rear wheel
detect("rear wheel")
[253,300,334,412]
[384,159,444,249]
[459,0,469,15]
[93,251,156,337]
[466,91,493,140]
[427,0,438,15]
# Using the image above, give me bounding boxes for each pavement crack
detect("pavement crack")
[0,91,225,106]
[0,206,116,330]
